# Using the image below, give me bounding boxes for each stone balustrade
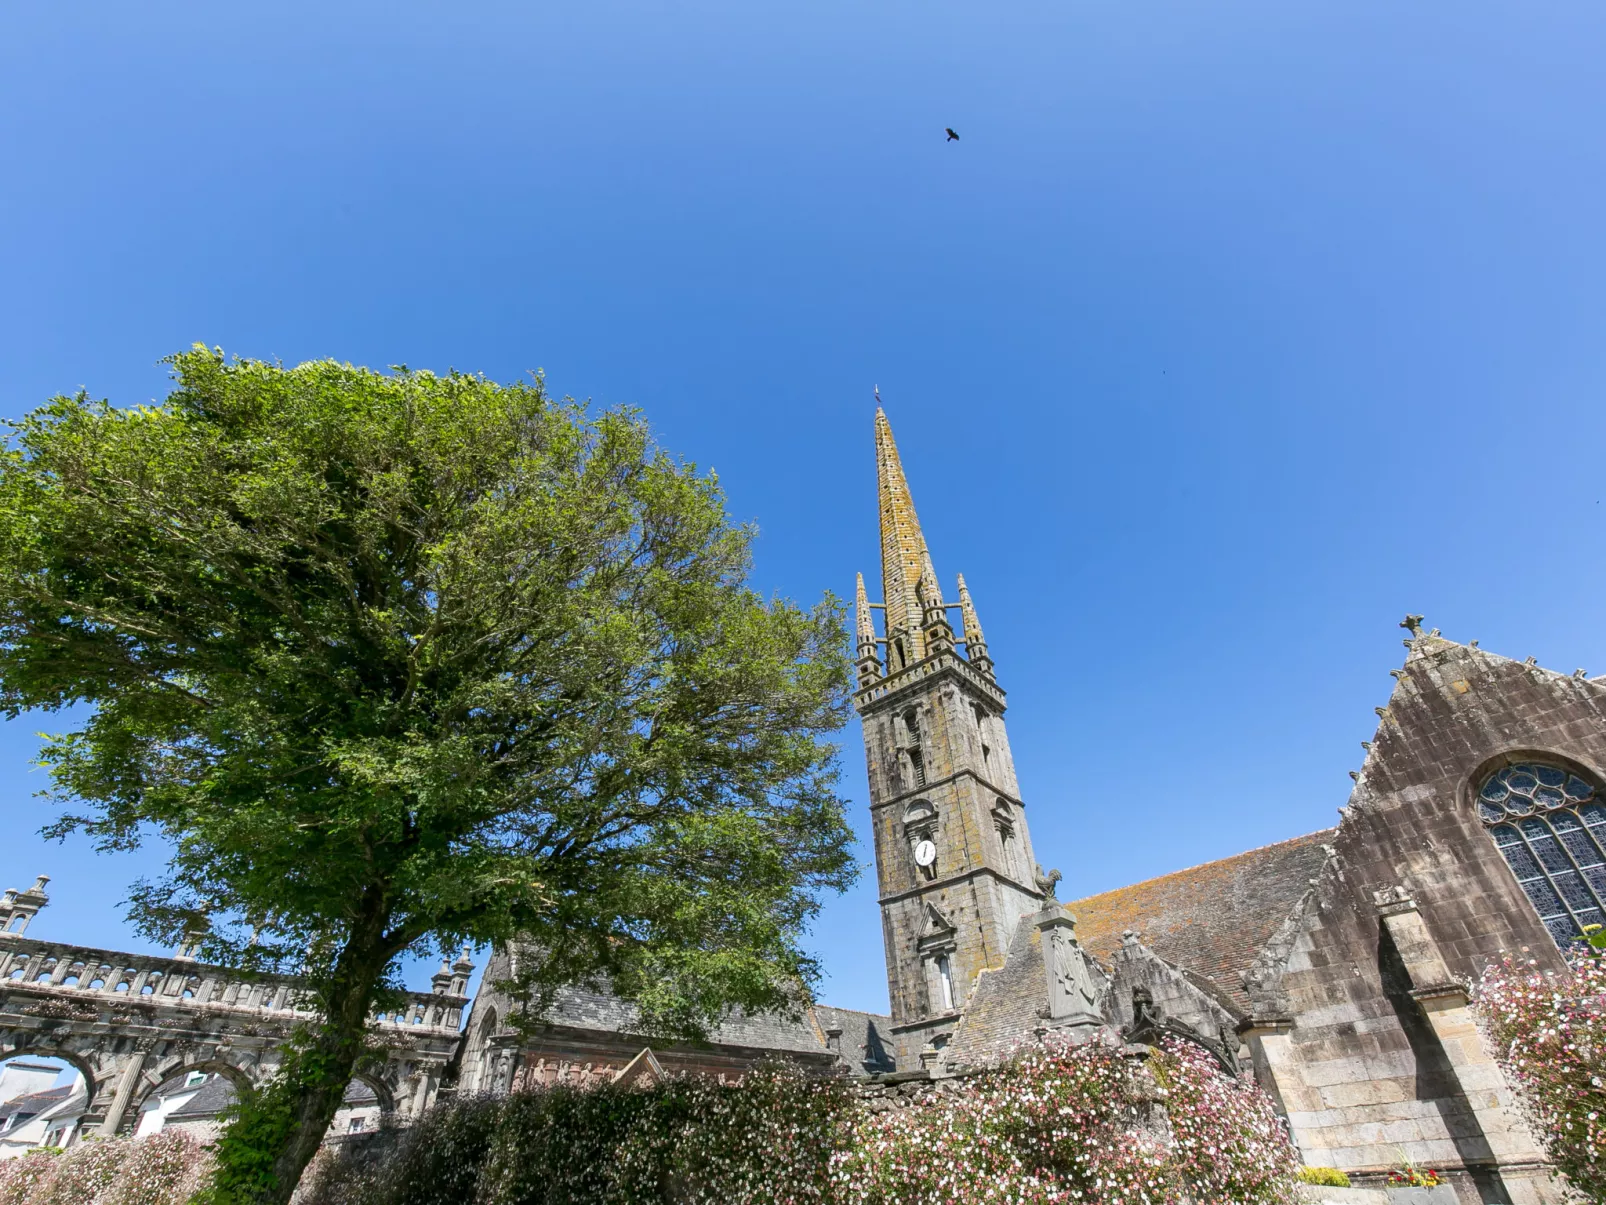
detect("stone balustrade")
[0,934,469,1034]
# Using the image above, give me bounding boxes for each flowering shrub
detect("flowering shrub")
[0,1132,213,1205]
[33,1136,128,1205]
[103,1131,216,1205]
[835,1037,1296,1205]
[0,1149,61,1205]
[302,1038,1297,1205]
[1472,947,1606,1200]
[1154,1039,1299,1204]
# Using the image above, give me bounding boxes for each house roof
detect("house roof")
[167,1076,238,1120]
[1064,829,1337,1014]
[0,1085,78,1124]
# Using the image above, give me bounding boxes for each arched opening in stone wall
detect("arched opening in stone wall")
[131,1060,253,1139]
[0,1052,90,1154]
[329,1072,395,1138]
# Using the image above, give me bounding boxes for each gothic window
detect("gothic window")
[892,636,908,670]
[1478,762,1606,947]
[972,703,992,770]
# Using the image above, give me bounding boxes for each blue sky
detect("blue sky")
[2,1,1605,1015]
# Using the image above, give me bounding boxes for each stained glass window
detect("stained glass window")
[1478,762,1606,947]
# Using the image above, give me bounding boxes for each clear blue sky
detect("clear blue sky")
[2,1,1605,1015]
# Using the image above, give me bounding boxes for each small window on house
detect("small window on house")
[1478,762,1606,947]
[349,1116,366,1132]
[186,1072,208,1088]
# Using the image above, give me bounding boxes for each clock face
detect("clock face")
[913,839,937,867]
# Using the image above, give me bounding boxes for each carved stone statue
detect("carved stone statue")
[1034,865,1062,900]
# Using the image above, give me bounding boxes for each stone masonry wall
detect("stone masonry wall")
[1262,637,1585,1205]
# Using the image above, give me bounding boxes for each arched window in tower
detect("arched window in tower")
[902,708,927,788]
[1477,762,1606,947]
[972,703,993,772]
[892,636,908,671]
[935,953,955,1011]
[993,800,1019,879]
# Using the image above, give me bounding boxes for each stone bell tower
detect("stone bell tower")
[854,407,1045,1069]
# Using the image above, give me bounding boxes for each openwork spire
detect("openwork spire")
[855,571,882,686]
[875,407,933,665]
[957,573,992,676]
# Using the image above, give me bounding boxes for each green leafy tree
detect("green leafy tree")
[0,348,856,1204]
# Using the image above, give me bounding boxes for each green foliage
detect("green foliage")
[300,1043,1297,1205]
[202,1068,300,1204]
[1296,1167,1350,1187]
[0,348,856,1201]
[301,1063,851,1205]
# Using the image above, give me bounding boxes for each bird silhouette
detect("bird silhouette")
[945,128,959,142]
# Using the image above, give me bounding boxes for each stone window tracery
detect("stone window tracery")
[1478,761,1606,946]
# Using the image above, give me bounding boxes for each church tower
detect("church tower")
[854,407,1044,1069]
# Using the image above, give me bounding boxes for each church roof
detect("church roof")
[525,980,835,1058]
[810,1004,896,1074]
[942,906,1057,1069]
[1064,829,1337,1015]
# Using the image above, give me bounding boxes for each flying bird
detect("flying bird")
[945,128,960,142]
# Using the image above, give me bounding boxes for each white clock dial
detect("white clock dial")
[913,839,937,867]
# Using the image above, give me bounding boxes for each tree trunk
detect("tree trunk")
[252,895,397,1205]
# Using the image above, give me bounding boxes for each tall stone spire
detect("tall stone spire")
[875,407,933,667]
[956,573,992,676]
[855,571,882,686]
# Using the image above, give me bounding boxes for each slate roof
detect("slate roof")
[943,907,1056,1069]
[810,1005,896,1073]
[167,1076,237,1120]
[0,1086,72,1124]
[1064,829,1337,1014]
[536,981,832,1057]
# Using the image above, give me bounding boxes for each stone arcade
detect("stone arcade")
[0,880,472,1139]
[1,407,1592,1202]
